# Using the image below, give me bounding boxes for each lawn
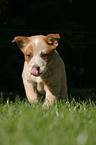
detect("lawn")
[0,98,96,145]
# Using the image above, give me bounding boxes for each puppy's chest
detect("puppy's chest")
[29,75,45,93]
[34,77,44,92]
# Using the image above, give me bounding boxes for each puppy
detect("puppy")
[12,34,67,107]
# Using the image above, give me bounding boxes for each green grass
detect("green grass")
[0,99,96,145]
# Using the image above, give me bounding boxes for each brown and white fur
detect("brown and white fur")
[12,34,67,107]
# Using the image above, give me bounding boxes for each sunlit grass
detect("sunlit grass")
[0,98,96,145]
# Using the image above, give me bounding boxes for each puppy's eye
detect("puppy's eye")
[27,54,32,59]
[41,53,48,58]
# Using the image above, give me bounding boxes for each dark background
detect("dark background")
[0,0,96,99]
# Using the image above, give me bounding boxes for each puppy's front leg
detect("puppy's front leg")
[23,78,38,103]
[43,86,56,108]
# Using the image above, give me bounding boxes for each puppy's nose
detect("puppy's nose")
[31,66,40,76]
[33,66,40,72]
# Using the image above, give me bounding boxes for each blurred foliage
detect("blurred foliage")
[0,0,8,13]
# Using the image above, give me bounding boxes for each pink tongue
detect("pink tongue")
[31,68,38,76]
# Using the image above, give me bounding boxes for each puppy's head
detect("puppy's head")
[12,34,60,76]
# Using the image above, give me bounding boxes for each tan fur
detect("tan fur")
[12,34,67,107]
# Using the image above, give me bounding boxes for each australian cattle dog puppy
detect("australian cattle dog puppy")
[12,34,67,107]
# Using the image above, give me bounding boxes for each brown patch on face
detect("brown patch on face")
[40,49,54,63]
[24,45,33,62]
[42,34,60,63]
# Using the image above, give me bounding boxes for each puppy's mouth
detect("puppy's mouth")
[30,67,42,76]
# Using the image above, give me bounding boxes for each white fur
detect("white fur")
[35,39,39,46]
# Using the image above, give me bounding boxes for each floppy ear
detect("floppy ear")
[12,36,29,51]
[46,34,60,49]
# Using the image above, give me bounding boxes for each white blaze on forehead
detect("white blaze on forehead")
[33,38,48,52]
[35,39,39,46]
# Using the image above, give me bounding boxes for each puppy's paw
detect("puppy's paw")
[28,97,38,103]
[43,95,55,108]
[43,100,50,109]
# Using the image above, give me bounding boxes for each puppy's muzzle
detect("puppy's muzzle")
[31,66,40,76]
